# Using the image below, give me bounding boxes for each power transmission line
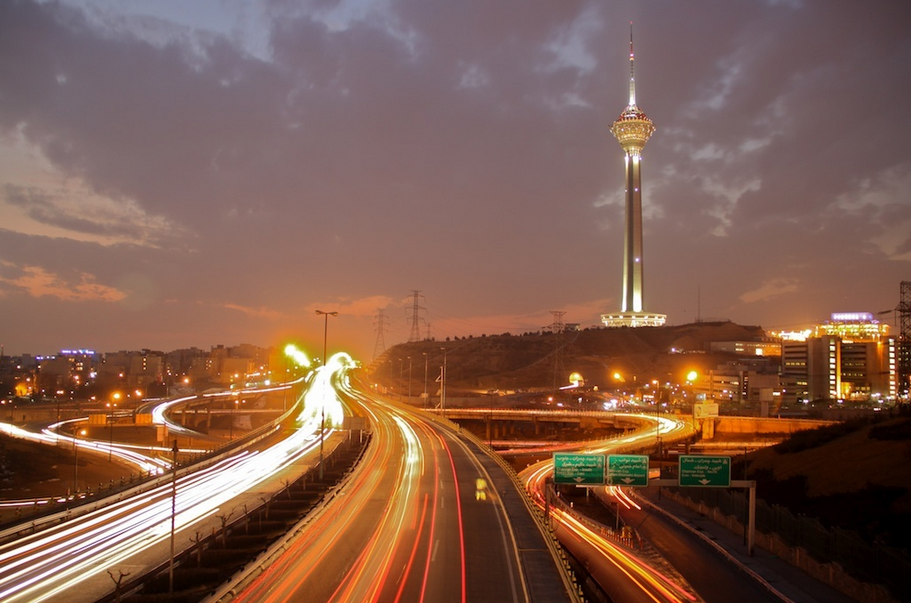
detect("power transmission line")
[407,290,426,342]
[373,309,389,361]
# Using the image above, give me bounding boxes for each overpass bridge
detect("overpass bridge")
[427,407,834,443]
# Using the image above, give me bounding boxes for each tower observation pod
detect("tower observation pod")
[602,25,666,328]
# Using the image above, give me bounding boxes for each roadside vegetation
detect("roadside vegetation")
[741,410,911,549]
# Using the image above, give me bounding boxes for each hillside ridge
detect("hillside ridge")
[370,321,767,390]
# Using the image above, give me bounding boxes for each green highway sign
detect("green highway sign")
[553,453,605,486]
[679,455,731,487]
[607,454,649,487]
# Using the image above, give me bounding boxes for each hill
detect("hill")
[742,414,911,548]
[370,321,768,392]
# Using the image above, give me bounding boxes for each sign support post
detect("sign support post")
[650,477,756,555]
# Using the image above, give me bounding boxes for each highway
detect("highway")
[217,375,571,603]
[0,357,349,603]
[600,487,781,603]
[519,415,704,603]
[0,358,574,603]
[1,360,790,603]
[516,412,806,603]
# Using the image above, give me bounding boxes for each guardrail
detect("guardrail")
[96,431,370,603]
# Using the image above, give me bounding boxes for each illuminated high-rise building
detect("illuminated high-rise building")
[602,26,666,328]
[777,313,897,404]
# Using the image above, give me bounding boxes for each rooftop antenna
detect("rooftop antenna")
[628,21,636,107]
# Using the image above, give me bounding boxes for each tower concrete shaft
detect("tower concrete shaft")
[619,147,646,313]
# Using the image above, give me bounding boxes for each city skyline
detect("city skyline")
[1,1,909,361]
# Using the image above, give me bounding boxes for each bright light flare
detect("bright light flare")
[298,353,352,430]
[284,344,311,369]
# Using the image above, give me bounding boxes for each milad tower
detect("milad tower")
[602,26,666,328]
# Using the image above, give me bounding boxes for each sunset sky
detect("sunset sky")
[1,0,909,362]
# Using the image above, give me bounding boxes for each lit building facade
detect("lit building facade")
[776,313,897,404]
[35,349,101,399]
[602,28,665,328]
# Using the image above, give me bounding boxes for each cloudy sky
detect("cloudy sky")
[1,0,909,361]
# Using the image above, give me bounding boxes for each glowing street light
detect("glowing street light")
[686,371,699,428]
[569,372,583,387]
[107,398,119,461]
[422,352,428,407]
[284,343,311,370]
[73,428,87,498]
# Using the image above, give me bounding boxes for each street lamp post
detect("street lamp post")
[229,396,237,440]
[315,310,338,480]
[169,439,178,594]
[422,352,428,408]
[651,379,660,447]
[73,428,86,498]
[107,398,119,461]
[407,356,412,402]
[108,406,114,462]
[73,429,78,497]
[654,395,660,455]
[282,355,288,412]
[440,347,447,415]
[686,370,698,432]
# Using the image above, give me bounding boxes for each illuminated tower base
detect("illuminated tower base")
[602,26,665,329]
[601,312,666,328]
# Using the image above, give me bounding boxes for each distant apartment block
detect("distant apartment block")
[12,344,274,402]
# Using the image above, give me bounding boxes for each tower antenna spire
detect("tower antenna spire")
[628,21,636,107]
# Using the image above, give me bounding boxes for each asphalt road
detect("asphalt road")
[617,493,776,603]
[225,384,553,603]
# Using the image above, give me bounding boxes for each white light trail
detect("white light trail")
[0,361,347,603]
